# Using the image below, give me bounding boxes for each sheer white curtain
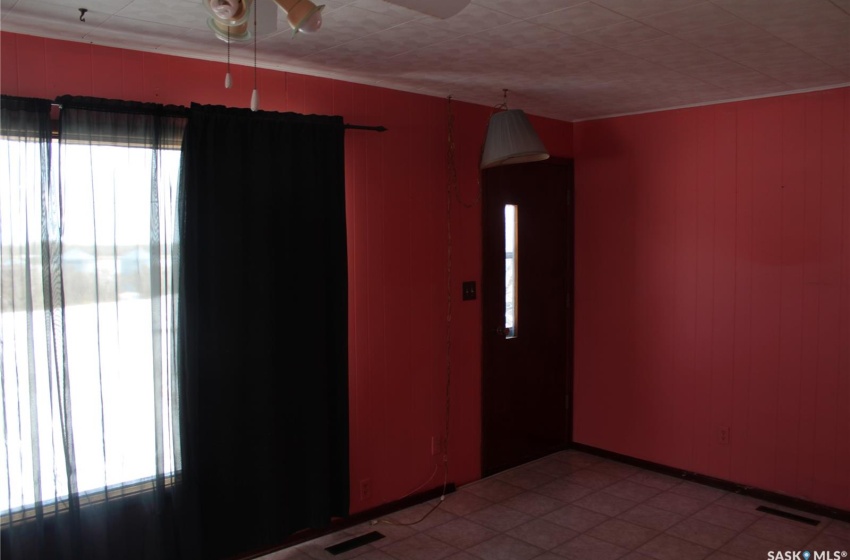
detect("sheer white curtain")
[1,96,187,560]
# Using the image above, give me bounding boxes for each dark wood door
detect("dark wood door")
[482,159,573,476]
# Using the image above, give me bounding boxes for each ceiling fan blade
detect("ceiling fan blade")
[381,0,470,19]
[254,0,279,35]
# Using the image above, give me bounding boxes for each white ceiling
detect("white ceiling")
[2,0,849,121]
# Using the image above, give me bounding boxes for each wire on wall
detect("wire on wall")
[447,96,482,209]
[371,96,458,528]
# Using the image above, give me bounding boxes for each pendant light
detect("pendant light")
[480,90,549,170]
[272,0,325,35]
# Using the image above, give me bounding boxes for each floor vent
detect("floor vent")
[325,531,385,555]
[756,506,820,526]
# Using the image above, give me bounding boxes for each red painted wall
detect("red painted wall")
[0,32,573,515]
[574,88,850,510]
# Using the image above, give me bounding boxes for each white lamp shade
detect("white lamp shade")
[480,109,549,170]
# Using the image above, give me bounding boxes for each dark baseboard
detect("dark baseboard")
[239,483,457,560]
[570,442,850,523]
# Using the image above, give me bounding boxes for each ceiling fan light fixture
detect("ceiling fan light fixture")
[207,17,251,42]
[204,0,252,25]
[273,0,324,35]
[480,109,549,170]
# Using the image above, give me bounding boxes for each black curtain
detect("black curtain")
[178,104,349,559]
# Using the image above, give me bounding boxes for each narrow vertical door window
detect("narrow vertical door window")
[505,204,518,338]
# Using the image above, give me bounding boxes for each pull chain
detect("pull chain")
[250,1,259,110]
[225,26,232,89]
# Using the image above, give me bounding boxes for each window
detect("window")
[505,204,518,339]
[1,125,182,515]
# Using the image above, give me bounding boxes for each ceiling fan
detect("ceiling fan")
[204,0,472,42]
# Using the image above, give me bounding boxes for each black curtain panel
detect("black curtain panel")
[178,103,349,560]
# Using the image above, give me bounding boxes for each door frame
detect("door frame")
[480,157,575,476]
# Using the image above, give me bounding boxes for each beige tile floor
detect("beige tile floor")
[260,450,850,560]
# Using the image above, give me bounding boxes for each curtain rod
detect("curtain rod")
[344,124,387,133]
[52,102,388,132]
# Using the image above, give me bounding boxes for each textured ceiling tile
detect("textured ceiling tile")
[92,13,208,40]
[712,0,847,33]
[471,0,586,19]
[675,19,773,48]
[801,42,850,71]
[117,0,208,30]
[578,20,669,47]
[620,35,726,68]
[771,19,850,50]
[470,20,565,49]
[639,2,740,34]
[416,3,518,34]
[317,5,411,40]
[592,0,703,19]
[2,0,848,121]
[5,0,110,31]
[31,0,133,13]
[339,20,461,57]
[529,2,630,34]
[347,0,424,23]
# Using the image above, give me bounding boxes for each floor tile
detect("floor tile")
[744,515,822,547]
[703,553,743,560]
[551,450,605,468]
[552,534,630,560]
[262,548,314,560]
[825,519,850,540]
[591,461,642,479]
[363,522,417,550]
[528,458,581,478]
[665,517,737,549]
[535,480,594,503]
[563,468,620,490]
[465,503,533,532]
[463,478,524,502]
[627,471,682,491]
[712,493,768,515]
[347,551,395,560]
[502,491,567,517]
[618,504,684,531]
[380,533,459,560]
[720,533,783,559]
[261,455,849,560]
[425,518,499,549]
[300,531,375,560]
[587,518,659,549]
[439,491,493,516]
[668,481,727,503]
[805,531,850,552]
[507,518,578,550]
[442,553,479,560]
[466,534,544,560]
[530,554,569,560]
[690,503,760,531]
[637,534,712,560]
[645,491,710,516]
[573,490,639,516]
[544,504,610,532]
[496,467,556,490]
[386,503,457,531]
[602,479,664,502]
